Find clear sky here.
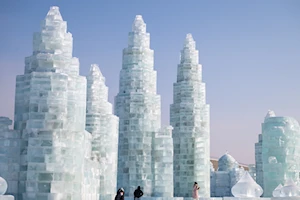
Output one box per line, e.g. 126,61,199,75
0,0,300,164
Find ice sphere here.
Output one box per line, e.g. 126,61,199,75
268,156,278,164
231,171,263,197
0,177,8,195
272,184,283,197
280,179,300,197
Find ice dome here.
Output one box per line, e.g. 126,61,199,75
218,152,238,171
0,177,7,195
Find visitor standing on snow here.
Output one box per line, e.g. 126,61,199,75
134,186,143,200
115,188,125,200
193,182,200,200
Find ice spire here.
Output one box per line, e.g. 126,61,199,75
45,6,63,21
265,110,276,120
115,15,161,196
171,34,210,197
86,64,119,199
132,15,146,33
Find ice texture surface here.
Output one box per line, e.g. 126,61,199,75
218,153,239,171
153,126,174,197
231,171,263,197
0,117,20,197
272,184,283,197
86,64,119,200
280,179,300,197
260,111,300,197
170,33,210,197
0,177,8,195
115,15,162,196
13,6,100,200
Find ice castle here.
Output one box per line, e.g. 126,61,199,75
2,5,300,200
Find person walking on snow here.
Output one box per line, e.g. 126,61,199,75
193,182,200,200
134,186,143,200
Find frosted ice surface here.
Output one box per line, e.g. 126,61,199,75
0,177,7,195
272,184,283,197
231,171,263,197
268,156,278,164
171,33,210,197
280,179,300,197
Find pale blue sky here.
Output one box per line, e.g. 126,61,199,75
0,0,300,164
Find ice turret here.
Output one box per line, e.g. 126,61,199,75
14,7,100,200
218,152,239,171
257,112,300,197
86,64,119,200
115,15,161,196
170,33,210,197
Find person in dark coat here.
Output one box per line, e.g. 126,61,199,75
115,188,125,200
134,186,143,200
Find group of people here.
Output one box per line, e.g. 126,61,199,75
115,186,144,200
115,182,200,200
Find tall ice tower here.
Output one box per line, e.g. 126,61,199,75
14,7,100,200
115,15,161,196
86,64,119,200
170,34,210,197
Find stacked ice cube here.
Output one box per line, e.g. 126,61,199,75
170,34,210,197
0,117,20,198
152,126,174,197
86,64,119,200
115,15,161,196
13,6,100,200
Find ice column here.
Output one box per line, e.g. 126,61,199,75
260,111,300,197
170,34,210,197
14,6,100,200
152,126,174,197
115,15,161,196
86,64,119,200
0,117,20,198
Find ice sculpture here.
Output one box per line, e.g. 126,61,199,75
170,33,210,197
210,153,245,197
115,15,162,196
14,6,100,199
0,117,20,197
272,184,283,197
280,179,300,197
86,64,119,200
231,171,263,197
153,126,174,197
258,111,300,197
0,177,8,195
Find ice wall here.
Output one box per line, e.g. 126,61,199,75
115,15,161,196
153,126,174,197
0,117,20,198
86,64,119,200
170,34,210,197
13,6,99,200
260,111,300,197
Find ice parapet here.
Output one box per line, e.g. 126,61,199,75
0,177,8,195
280,179,300,197
171,33,210,197
231,171,263,197
272,184,283,197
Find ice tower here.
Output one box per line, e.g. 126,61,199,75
170,34,210,197
256,111,300,197
115,15,161,196
86,64,119,200
14,7,100,199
